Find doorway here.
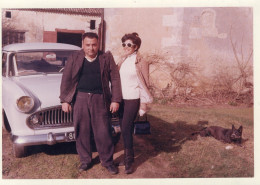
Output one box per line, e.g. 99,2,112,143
57,32,82,47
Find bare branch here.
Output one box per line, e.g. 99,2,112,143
241,32,244,62
244,49,253,69
229,26,242,68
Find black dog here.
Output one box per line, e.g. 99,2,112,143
199,125,243,144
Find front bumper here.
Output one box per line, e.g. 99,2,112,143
11,132,75,146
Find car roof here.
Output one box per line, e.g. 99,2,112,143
2,42,81,52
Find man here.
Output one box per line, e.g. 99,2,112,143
60,32,122,174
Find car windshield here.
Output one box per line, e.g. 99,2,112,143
15,51,75,76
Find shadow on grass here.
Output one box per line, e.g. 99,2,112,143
27,142,77,156
24,114,207,171
26,131,120,159
114,115,208,173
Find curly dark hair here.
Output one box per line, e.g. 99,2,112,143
121,32,142,51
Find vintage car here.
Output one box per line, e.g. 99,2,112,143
2,42,120,158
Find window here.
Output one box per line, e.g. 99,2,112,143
15,51,74,76
3,31,25,46
5,11,11,18
90,20,96,30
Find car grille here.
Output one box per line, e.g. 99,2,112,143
26,106,73,129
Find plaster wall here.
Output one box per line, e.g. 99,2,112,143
104,8,253,90
3,10,101,43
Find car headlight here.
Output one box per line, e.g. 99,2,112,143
16,96,34,113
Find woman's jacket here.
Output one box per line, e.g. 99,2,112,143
117,53,153,113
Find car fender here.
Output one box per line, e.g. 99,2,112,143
2,77,37,136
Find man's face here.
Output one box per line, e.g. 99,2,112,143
82,37,99,58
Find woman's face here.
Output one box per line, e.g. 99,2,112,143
122,39,137,56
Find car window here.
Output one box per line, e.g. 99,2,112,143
2,53,7,76
15,51,73,76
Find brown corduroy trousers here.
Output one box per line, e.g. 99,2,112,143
73,91,114,167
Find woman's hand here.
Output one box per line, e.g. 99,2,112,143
139,103,147,116
139,109,146,116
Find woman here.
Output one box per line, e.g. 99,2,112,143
117,32,153,174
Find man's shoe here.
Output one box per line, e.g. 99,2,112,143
105,164,118,175
79,163,92,172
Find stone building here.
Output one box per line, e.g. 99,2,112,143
2,8,253,100
2,8,104,48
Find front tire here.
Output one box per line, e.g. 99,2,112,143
2,109,11,133
13,143,27,158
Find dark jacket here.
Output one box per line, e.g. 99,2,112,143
59,49,122,111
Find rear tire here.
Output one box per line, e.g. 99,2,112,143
13,143,27,158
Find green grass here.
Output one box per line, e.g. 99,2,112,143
146,104,254,178
2,103,254,178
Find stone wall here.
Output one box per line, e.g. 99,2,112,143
2,9,101,43
104,7,253,102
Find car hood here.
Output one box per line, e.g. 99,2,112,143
13,74,63,109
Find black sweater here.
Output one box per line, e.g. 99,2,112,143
77,57,103,94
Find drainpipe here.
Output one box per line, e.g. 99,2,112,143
99,8,105,52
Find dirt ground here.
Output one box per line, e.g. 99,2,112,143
2,128,170,179
2,104,254,180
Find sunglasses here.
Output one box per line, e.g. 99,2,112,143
122,43,136,48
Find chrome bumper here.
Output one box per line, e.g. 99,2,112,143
11,132,75,146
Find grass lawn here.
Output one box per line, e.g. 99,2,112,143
2,103,254,179
145,104,254,178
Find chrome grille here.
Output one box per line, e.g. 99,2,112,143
26,106,73,129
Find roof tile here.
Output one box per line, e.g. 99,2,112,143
9,8,103,17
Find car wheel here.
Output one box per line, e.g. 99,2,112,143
13,143,27,158
2,109,11,133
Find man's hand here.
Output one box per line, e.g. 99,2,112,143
62,102,72,113
110,102,119,113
